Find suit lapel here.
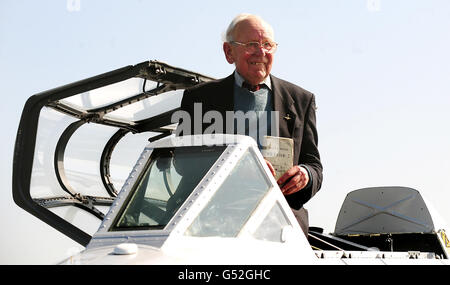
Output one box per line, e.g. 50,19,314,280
210,73,235,112
271,75,297,137
202,73,234,134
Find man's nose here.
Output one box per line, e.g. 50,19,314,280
253,45,266,56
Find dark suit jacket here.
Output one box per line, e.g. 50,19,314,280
179,73,323,210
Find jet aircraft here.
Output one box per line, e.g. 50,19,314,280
12,61,450,264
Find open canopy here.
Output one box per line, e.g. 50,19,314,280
12,61,214,246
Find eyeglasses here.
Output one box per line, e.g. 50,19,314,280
230,41,278,54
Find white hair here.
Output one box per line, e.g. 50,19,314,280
223,13,274,42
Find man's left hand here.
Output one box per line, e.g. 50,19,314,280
277,165,309,195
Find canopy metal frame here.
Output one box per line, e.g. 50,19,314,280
12,60,214,246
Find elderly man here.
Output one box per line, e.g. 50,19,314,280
178,13,322,234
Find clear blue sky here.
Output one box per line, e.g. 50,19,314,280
1,0,450,264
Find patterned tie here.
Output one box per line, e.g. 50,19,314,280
242,81,262,92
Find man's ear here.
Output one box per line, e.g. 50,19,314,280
223,42,235,64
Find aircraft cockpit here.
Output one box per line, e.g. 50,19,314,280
13,60,450,264
87,134,308,254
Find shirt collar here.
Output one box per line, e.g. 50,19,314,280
234,70,272,90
